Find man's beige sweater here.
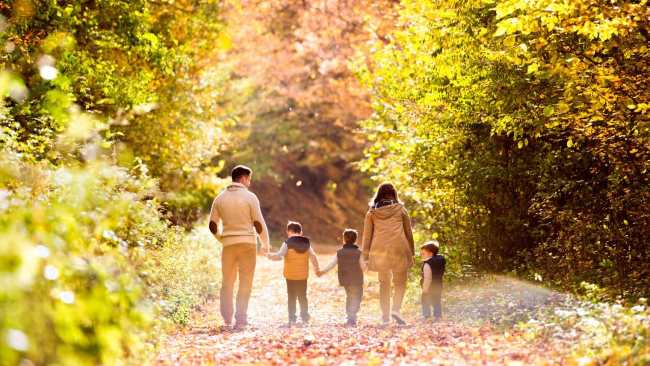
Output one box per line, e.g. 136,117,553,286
209,183,270,248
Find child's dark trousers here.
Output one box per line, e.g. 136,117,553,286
286,279,309,322
422,283,442,319
343,285,363,323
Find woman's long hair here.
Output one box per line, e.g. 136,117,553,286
371,182,400,208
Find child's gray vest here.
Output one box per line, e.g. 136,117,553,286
337,244,364,287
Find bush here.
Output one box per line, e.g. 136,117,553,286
356,0,650,299
0,152,218,366
518,298,650,365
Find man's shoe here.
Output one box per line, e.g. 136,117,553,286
391,311,406,325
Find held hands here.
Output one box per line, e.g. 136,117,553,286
260,245,270,257
360,258,369,272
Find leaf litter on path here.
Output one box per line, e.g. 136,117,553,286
155,253,571,365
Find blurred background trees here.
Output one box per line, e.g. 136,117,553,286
216,0,399,239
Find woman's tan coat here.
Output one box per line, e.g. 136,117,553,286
361,203,415,272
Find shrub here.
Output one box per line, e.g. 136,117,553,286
0,152,218,365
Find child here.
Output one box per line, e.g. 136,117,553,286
318,229,366,327
421,241,445,320
268,221,320,326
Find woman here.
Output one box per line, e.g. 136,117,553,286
361,182,415,325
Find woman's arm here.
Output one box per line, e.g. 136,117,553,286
361,211,374,261
402,208,415,256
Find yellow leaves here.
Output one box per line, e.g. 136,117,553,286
543,106,554,117
495,2,515,20
541,15,559,32
503,35,516,48
517,139,528,149
216,31,233,50
495,17,520,37
557,103,570,114
527,63,539,74
567,138,574,148
631,103,649,113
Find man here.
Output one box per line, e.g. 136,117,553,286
209,165,270,329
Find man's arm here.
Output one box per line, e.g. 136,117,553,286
250,194,270,253
208,197,221,237
267,242,287,261
422,265,432,292
361,211,373,261
308,247,320,273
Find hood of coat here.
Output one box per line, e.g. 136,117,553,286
370,202,404,220
286,235,311,253
226,182,248,191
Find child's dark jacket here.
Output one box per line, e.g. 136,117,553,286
337,244,364,287
422,255,446,284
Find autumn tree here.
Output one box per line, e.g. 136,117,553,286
218,0,399,239
358,0,650,296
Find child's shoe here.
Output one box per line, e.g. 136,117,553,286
391,311,406,325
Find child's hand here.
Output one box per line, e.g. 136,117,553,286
360,259,368,272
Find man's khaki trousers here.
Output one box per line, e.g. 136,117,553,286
220,243,256,325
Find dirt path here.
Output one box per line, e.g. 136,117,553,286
155,250,571,365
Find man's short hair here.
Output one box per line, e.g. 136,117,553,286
421,240,440,255
231,165,252,182
343,229,358,245
287,221,303,234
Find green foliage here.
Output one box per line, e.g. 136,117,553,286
519,298,650,365
357,0,650,298
0,11,223,359
1,0,232,220
0,148,218,365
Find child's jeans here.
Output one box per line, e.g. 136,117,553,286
286,279,309,322
422,282,442,319
343,285,363,322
